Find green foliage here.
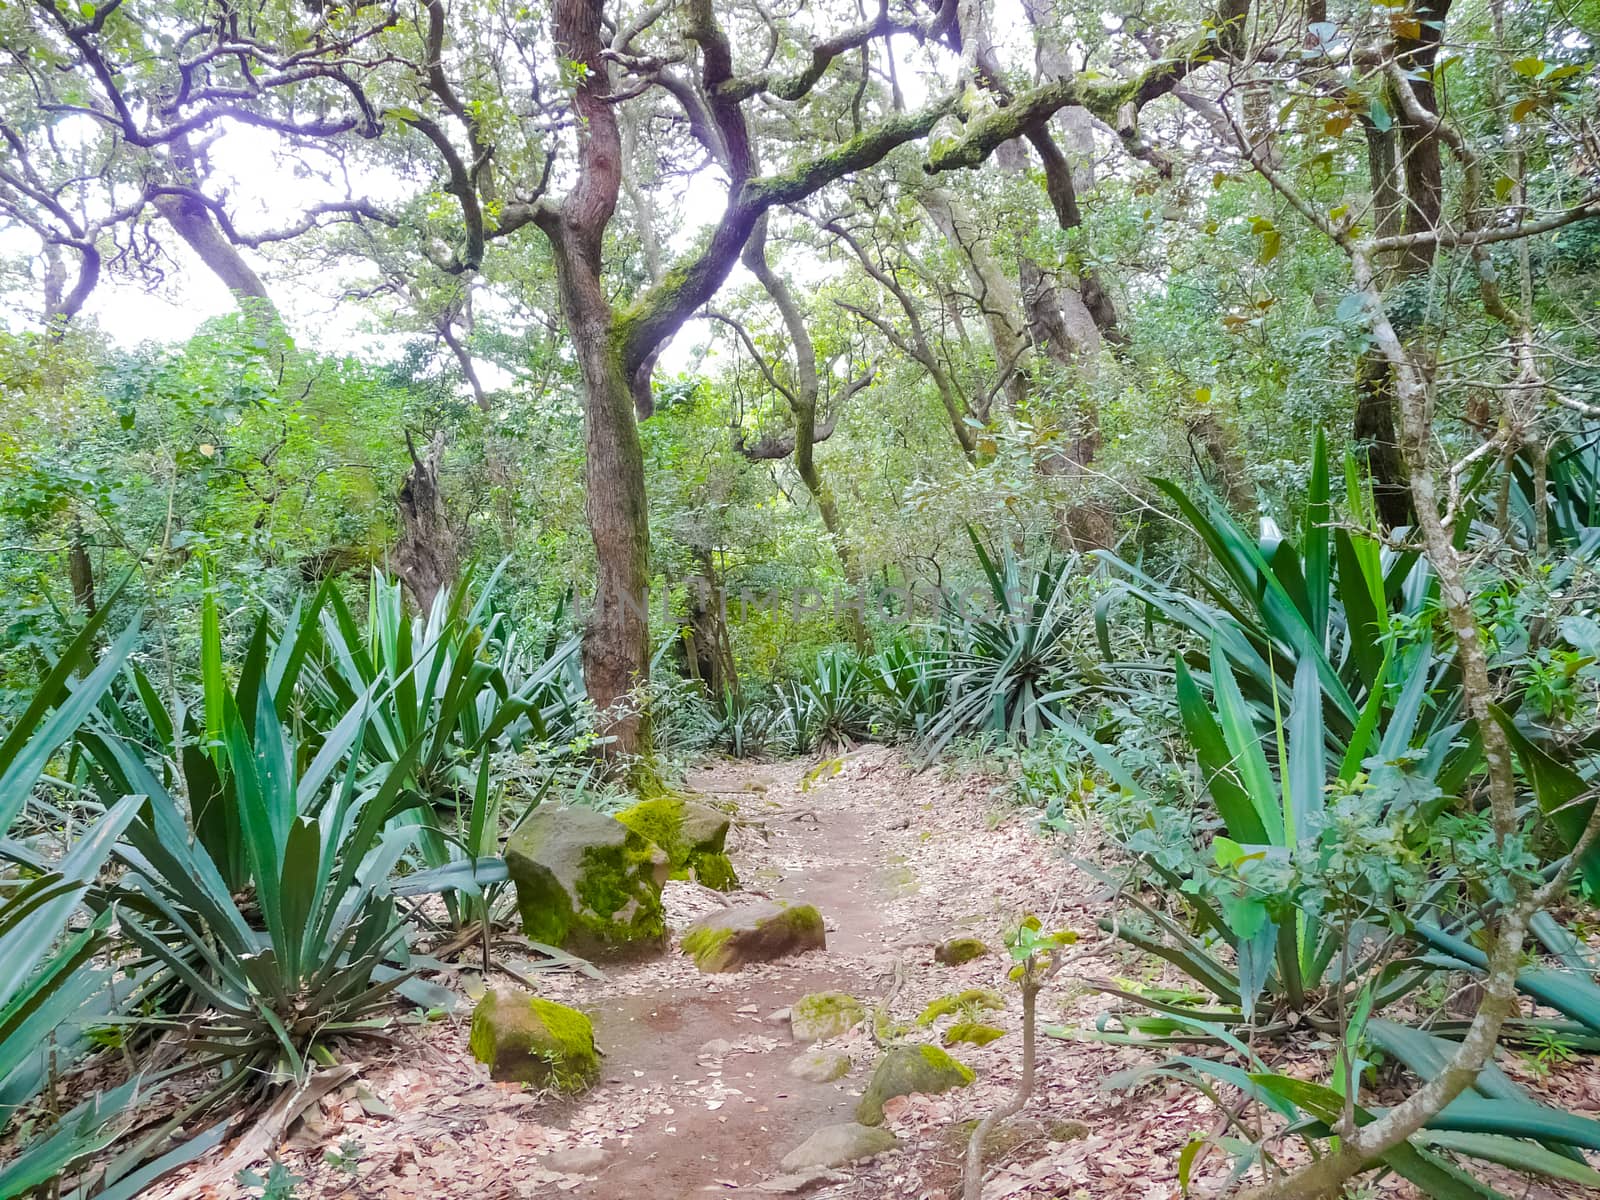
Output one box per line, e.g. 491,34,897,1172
92,680,441,1089
919,532,1091,758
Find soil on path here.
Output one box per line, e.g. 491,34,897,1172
165,749,1217,1200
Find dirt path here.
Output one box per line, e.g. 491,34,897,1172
172,749,1216,1200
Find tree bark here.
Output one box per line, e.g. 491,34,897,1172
1353,119,1410,527
154,137,279,323
393,431,459,616
68,523,95,616
543,0,650,759
919,187,1031,414
683,549,737,699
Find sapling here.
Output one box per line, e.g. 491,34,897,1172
962,916,1074,1200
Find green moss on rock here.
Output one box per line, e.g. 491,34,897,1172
856,1044,974,1125
469,989,599,1091
916,988,1005,1026
790,991,864,1042
695,851,738,891
616,794,738,890
505,807,667,954
934,936,991,966
788,1048,852,1083
943,1021,1005,1047
681,900,825,973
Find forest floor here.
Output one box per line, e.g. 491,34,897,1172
158,747,1463,1200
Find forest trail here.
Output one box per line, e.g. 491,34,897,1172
182,751,1210,1200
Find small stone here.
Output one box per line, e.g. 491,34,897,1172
469,989,599,1092
681,900,825,973
943,1021,1005,1047
699,1038,734,1058
934,936,991,966
779,1123,900,1171
749,1168,848,1194
789,992,864,1042
787,1049,851,1083
856,1044,974,1126
546,1145,609,1175
765,1007,792,1025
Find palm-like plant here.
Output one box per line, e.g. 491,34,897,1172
309,570,584,804
0,605,154,1193
1095,432,1446,749
921,533,1087,758
1066,636,1467,1027
88,681,445,1090
865,633,949,739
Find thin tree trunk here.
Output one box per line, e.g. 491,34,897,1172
919,187,1031,414
393,431,458,616
155,137,279,323
68,523,95,616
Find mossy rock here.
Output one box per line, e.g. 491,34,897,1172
681,900,825,973
790,991,864,1042
916,988,1005,1026
780,1122,899,1170
505,806,668,955
788,1048,852,1082
943,1021,1005,1047
615,795,738,890
856,1044,974,1125
469,988,599,1092
934,936,991,966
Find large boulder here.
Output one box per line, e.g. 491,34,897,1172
681,900,825,973
790,992,864,1042
779,1123,899,1171
505,807,668,954
615,795,738,890
856,1045,974,1125
469,988,599,1091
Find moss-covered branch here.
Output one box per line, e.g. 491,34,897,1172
924,8,1246,176
614,96,956,373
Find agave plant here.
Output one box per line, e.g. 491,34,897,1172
0,604,179,1196
85,680,450,1091
1095,432,1443,748
89,579,346,893
865,633,948,740
1073,635,1600,1195
1503,419,1600,551
1,605,142,1114
1061,639,1458,1028
1103,1011,1600,1197
920,532,1088,758
710,688,772,759
774,650,873,755
310,569,584,804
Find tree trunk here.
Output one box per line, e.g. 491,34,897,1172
919,187,1031,414
539,0,652,763
1354,118,1408,526
393,431,458,616
155,137,279,323
684,550,737,699
68,523,95,616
